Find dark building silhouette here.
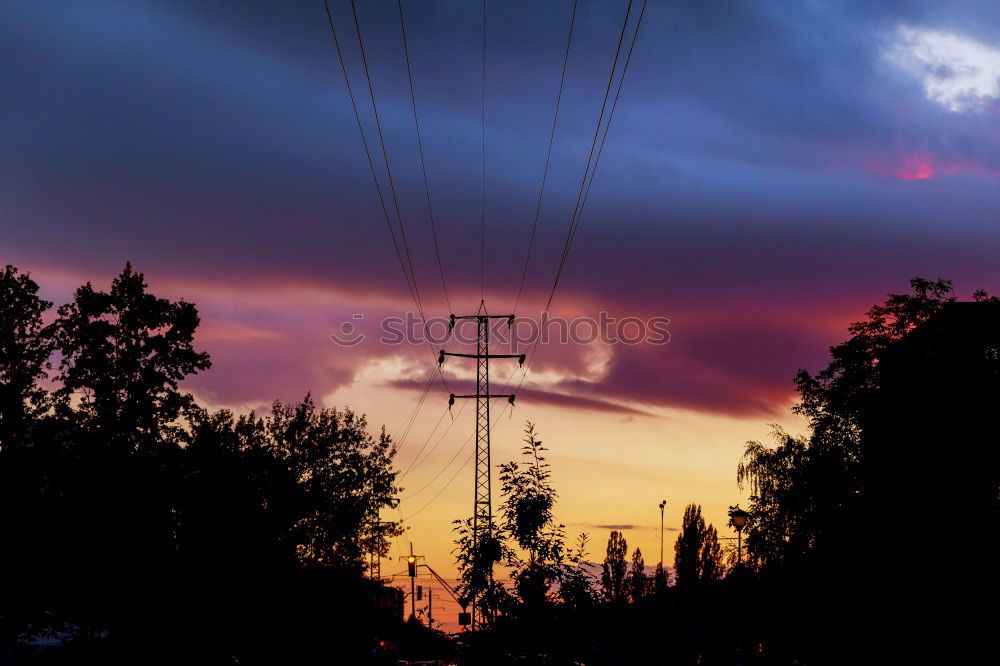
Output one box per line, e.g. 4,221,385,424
866,302,999,663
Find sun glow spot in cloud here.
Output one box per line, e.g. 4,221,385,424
886,25,1000,113
895,155,935,180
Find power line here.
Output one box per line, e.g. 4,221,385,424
322,0,450,576
547,0,635,313
322,0,419,313
403,448,474,521
497,0,648,400
392,369,436,454
401,398,514,521
565,0,649,267
400,398,468,480
401,432,473,503
512,0,579,315
324,0,453,409
397,0,452,313
323,0,476,576
398,402,449,478
400,408,473,499
390,369,432,439
480,0,487,300
401,2,648,527
330,0,648,567
400,360,518,504
349,0,426,319
501,0,638,383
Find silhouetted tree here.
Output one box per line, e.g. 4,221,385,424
266,396,401,570
629,547,647,604
674,504,704,585
53,262,211,450
0,263,410,662
796,278,958,431
699,524,723,581
0,267,57,653
452,517,510,628
180,408,302,568
734,279,999,665
601,530,629,605
559,533,596,610
499,422,565,611
737,278,985,571
0,266,53,445
674,504,722,584
652,562,670,597
457,422,605,628
736,428,810,570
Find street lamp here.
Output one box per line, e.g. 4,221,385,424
729,506,751,666
658,500,666,568
729,507,750,565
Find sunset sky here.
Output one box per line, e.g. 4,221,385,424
3,0,999,625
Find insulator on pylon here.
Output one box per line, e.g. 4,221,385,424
448,314,456,332
507,314,515,328
518,353,526,366
449,393,456,410
438,349,445,366
508,395,515,406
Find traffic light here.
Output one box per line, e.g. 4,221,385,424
416,585,422,600
407,556,416,577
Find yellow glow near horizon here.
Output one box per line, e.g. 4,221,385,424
323,368,807,628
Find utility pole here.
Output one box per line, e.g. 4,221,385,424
440,301,524,630
406,544,421,622
428,588,433,629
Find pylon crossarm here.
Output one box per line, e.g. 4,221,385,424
439,349,525,366
451,314,513,320
448,312,516,332
441,352,522,359
449,392,514,409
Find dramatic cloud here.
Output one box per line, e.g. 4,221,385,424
2,0,999,418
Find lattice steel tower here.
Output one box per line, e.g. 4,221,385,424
440,301,523,629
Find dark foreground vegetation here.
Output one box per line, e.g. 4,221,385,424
453,278,999,665
0,264,409,664
1,264,997,665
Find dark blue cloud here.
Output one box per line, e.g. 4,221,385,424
2,0,998,413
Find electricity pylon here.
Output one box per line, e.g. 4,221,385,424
439,301,524,629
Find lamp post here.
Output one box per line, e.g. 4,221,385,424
729,507,749,566
660,500,667,569
729,506,750,666
658,500,666,568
